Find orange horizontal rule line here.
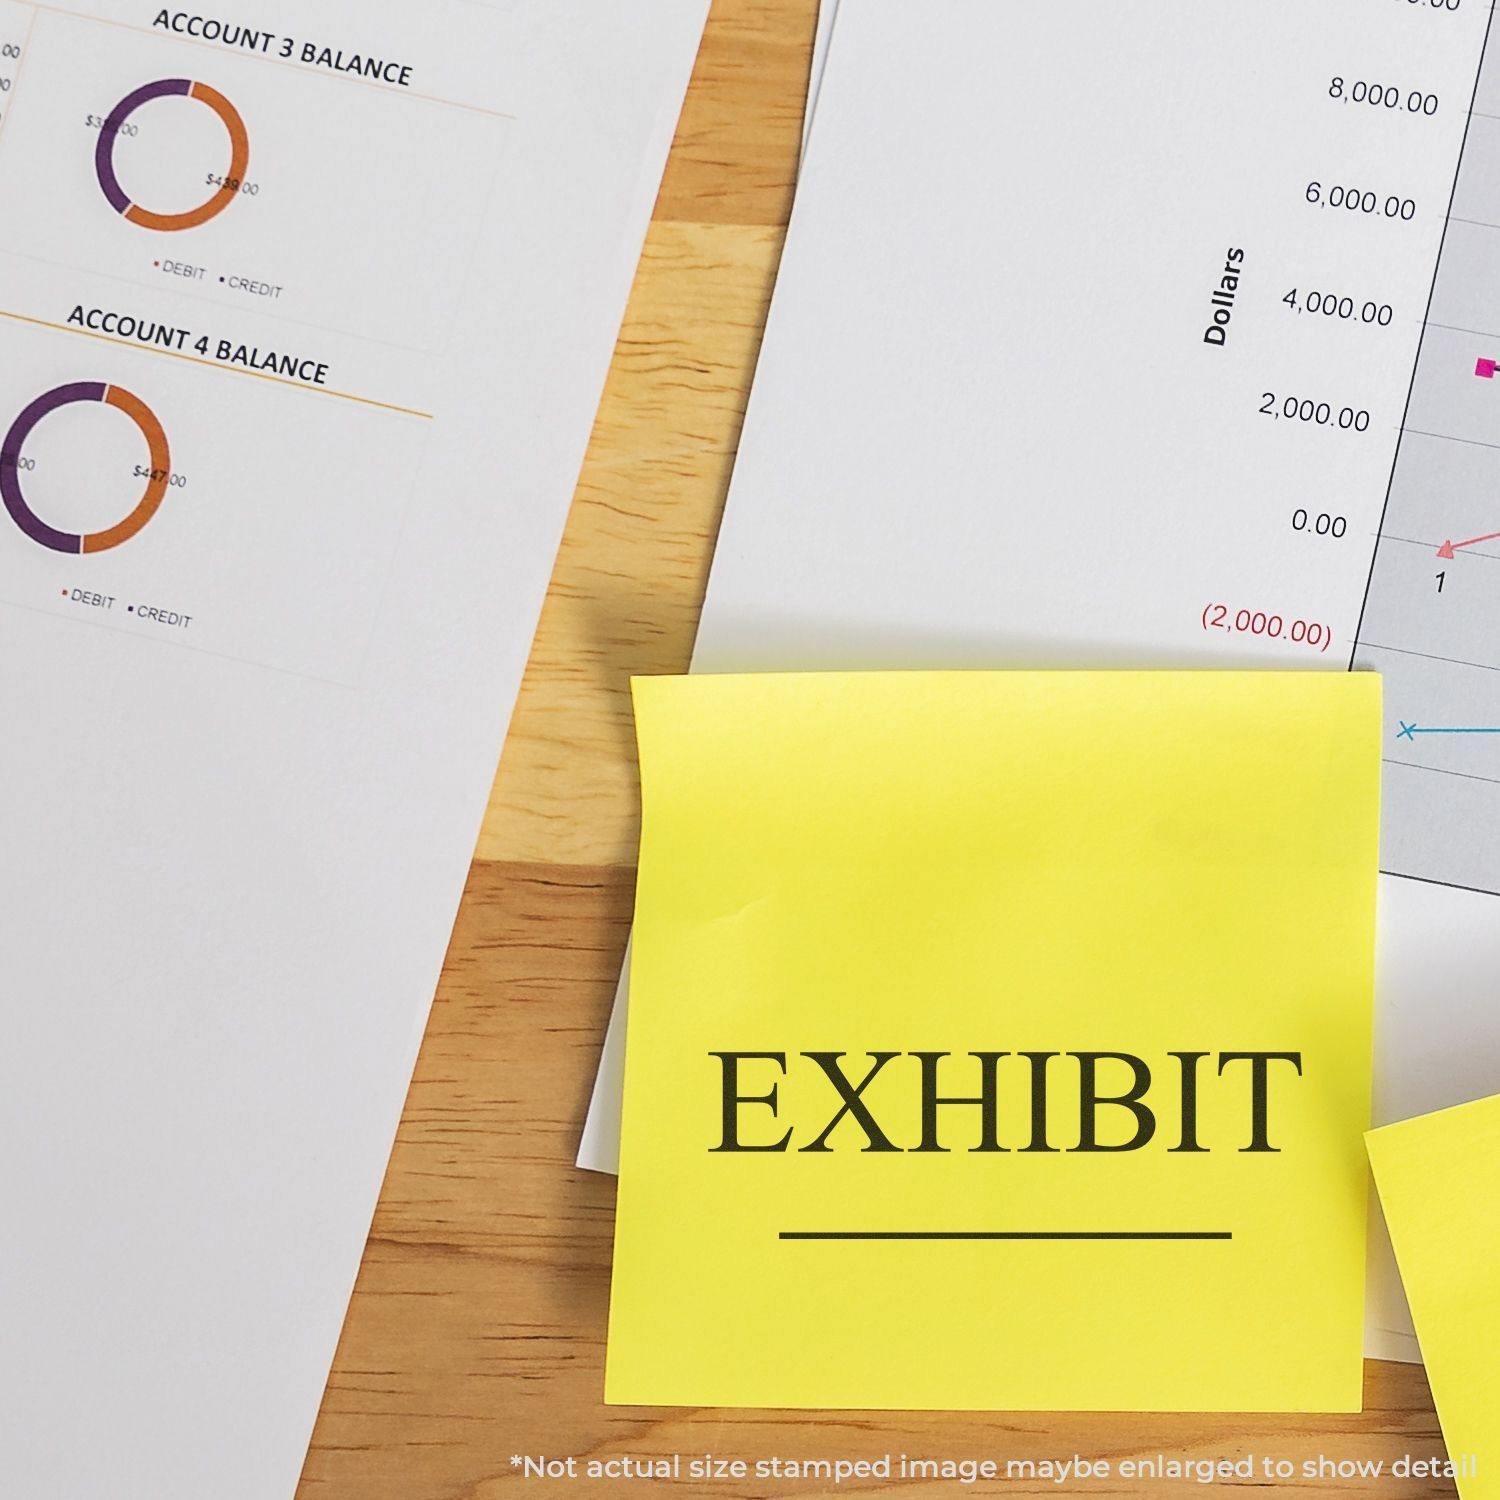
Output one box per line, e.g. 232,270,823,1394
0,309,434,420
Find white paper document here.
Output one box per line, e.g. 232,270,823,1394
801,0,838,159
0,1,706,1494
581,0,1500,1364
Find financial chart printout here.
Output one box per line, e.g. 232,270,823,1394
582,0,1500,1360
0,2,708,1497
0,0,515,680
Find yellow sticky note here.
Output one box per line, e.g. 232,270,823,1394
607,672,1381,1412
1367,1096,1500,1496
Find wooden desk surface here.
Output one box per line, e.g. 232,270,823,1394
297,4,1453,1495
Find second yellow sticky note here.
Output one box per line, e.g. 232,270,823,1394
1368,1094,1500,1498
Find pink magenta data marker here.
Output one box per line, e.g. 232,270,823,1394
1475,358,1498,379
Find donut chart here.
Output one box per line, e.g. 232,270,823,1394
1,383,171,554
95,78,249,232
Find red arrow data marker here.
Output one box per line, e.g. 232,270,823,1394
1437,531,1500,560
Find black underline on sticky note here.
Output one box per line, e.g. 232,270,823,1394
778,1231,1233,1242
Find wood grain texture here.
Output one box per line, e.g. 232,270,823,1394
475,217,784,869
298,2,1454,1495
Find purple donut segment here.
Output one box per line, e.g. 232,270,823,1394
1,382,110,554
95,78,193,216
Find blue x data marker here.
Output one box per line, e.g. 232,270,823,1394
1397,722,1500,741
